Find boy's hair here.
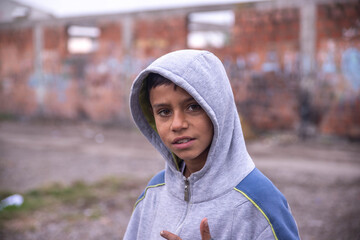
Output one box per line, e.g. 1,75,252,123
146,72,176,94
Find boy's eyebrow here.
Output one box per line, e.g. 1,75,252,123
152,97,197,109
152,103,169,109
183,96,197,104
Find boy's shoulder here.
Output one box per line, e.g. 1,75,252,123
234,168,286,205
234,168,299,240
147,170,166,187
135,170,165,208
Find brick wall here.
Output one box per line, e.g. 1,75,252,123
316,2,360,138
0,28,36,115
224,6,301,131
80,22,124,122
134,16,187,58
232,7,299,55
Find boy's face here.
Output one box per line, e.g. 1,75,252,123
149,83,214,166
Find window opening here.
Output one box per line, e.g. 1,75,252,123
187,10,234,49
67,25,100,54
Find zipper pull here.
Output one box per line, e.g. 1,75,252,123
184,179,190,202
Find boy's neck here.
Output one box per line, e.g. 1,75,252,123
182,147,210,178
184,165,192,178
183,158,207,178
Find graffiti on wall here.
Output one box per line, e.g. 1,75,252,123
320,42,359,88
341,47,360,91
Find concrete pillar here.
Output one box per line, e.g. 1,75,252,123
300,2,317,89
121,15,135,123
33,23,45,114
122,15,134,56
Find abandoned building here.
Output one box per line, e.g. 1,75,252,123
0,0,359,139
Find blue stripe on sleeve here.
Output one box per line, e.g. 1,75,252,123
135,170,165,208
234,168,300,240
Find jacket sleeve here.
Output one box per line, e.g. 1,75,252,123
234,168,300,240
231,200,277,240
255,225,277,240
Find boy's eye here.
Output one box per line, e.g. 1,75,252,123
188,104,202,112
157,109,171,117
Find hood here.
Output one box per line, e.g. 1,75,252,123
129,49,255,203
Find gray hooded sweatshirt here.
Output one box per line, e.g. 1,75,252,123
124,50,300,240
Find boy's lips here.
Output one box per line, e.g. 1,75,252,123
172,136,195,149
172,136,195,144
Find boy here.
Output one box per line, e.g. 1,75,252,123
124,50,300,239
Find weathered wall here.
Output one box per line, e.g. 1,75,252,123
228,6,301,131
315,2,360,138
134,16,187,57
0,28,36,115
0,0,359,138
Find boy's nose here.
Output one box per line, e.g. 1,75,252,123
170,111,188,131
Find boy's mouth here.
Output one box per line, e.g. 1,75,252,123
172,137,195,150
172,137,195,144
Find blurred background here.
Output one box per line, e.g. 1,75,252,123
0,0,359,239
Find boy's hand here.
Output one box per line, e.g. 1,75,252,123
160,217,212,240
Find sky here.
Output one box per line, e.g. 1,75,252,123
15,0,260,18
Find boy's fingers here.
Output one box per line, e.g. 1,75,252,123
200,218,212,240
160,218,211,240
160,230,182,240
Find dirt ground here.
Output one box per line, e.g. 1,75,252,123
0,121,359,240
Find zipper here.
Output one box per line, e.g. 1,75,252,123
175,178,191,235
184,179,190,202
